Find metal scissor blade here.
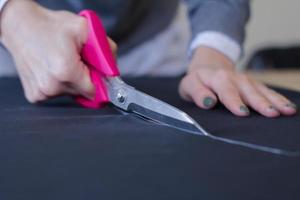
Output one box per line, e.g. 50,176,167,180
127,102,206,136
106,77,207,136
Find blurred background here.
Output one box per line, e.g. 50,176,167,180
241,0,300,70
232,0,300,92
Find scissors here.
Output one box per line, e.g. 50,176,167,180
76,10,207,136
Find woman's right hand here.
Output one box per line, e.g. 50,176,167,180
0,0,117,103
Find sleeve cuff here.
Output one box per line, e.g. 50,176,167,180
0,0,9,11
189,31,241,64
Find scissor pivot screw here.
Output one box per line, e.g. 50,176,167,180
117,90,126,104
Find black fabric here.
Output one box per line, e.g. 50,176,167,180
0,77,300,200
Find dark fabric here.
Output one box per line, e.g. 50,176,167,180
0,77,300,200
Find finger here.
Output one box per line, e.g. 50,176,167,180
15,62,46,103
179,73,217,109
69,61,95,99
64,85,80,96
210,75,250,117
39,78,79,97
26,58,70,99
237,76,280,118
196,69,250,116
26,75,47,103
32,89,48,103
107,37,118,57
35,73,64,97
23,77,47,103
255,82,297,116
49,44,95,100
18,72,34,102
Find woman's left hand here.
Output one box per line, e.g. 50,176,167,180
179,46,297,117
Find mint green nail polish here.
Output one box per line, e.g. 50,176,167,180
269,106,275,110
268,106,279,113
286,103,297,109
203,97,215,108
240,105,250,114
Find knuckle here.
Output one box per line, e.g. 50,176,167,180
238,73,252,83
178,74,196,101
35,94,47,102
26,91,44,103
214,69,232,81
180,73,195,90
51,60,73,81
210,70,232,88
57,10,73,17
39,80,60,97
25,93,35,104
23,89,36,104
180,73,191,85
74,17,88,33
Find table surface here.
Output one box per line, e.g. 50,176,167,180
1,77,300,200
249,69,300,92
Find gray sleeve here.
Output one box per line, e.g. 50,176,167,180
184,0,250,46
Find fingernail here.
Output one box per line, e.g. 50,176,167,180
240,105,250,115
203,97,216,108
286,103,297,109
268,105,278,113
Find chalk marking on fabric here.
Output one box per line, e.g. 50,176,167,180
159,120,300,157
3,105,299,156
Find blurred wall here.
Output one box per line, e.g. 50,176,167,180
241,0,300,68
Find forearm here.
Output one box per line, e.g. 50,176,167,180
0,0,30,34
1,0,31,43
0,0,12,38
0,0,50,50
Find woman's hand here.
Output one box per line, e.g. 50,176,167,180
179,46,297,117
0,0,117,103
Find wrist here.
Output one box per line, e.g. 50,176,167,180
0,0,37,45
0,0,18,37
189,31,242,64
188,46,235,73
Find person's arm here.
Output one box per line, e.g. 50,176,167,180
186,0,249,61
180,0,297,117
0,0,9,12
0,0,116,103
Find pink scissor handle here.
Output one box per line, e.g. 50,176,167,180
76,10,120,108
